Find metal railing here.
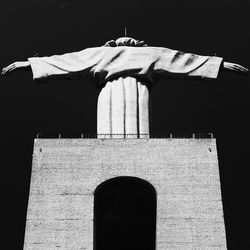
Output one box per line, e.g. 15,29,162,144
35,132,214,139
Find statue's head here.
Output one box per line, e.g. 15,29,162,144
103,37,147,47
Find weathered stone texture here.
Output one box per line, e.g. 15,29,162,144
24,139,227,249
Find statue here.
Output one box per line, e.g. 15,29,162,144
1,37,248,138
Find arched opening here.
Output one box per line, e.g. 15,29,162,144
94,176,157,250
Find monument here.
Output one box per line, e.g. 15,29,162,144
2,37,248,249
2,37,248,138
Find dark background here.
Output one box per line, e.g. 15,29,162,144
0,0,249,249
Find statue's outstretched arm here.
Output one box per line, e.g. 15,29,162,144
1,47,103,81
155,46,249,80
1,61,31,76
222,61,248,74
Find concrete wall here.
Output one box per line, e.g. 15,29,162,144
24,139,227,249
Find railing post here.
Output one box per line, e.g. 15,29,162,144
209,133,213,139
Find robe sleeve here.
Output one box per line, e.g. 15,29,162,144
28,47,103,81
154,47,223,79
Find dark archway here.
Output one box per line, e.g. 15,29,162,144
94,176,157,250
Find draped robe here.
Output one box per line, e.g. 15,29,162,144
28,46,223,138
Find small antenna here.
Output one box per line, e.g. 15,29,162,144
124,26,127,37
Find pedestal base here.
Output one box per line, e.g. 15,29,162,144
24,139,227,249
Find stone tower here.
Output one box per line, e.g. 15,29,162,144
23,137,227,249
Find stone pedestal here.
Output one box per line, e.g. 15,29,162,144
24,139,227,249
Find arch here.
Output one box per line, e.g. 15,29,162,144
94,176,157,250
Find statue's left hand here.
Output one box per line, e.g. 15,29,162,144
1,61,30,76
223,61,249,74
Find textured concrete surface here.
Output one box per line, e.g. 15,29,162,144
24,139,227,249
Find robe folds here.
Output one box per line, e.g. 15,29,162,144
28,46,223,138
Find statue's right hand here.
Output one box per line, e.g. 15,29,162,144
1,61,30,76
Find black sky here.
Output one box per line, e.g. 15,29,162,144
0,0,249,249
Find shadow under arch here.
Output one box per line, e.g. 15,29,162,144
94,176,157,250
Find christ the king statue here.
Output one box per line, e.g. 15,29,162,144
2,37,248,138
